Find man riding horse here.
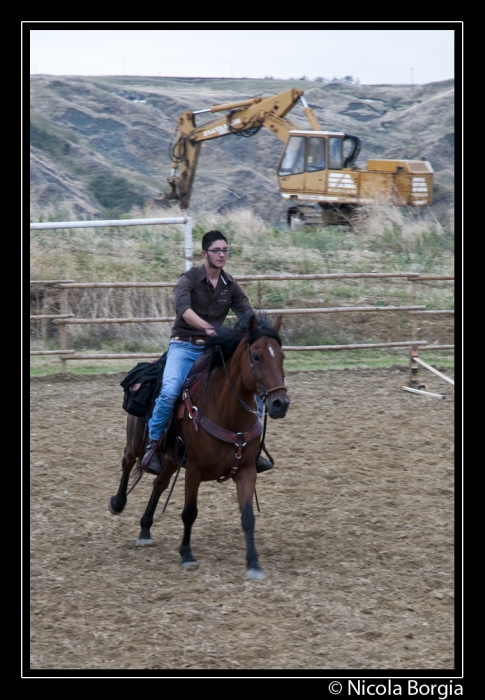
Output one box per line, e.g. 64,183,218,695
142,230,275,476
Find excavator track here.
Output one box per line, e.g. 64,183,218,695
287,204,355,229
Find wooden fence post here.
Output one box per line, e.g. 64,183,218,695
411,278,417,343
408,345,424,389
60,283,68,373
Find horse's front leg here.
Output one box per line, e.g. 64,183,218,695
235,466,265,580
137,459,176,545
179,468,201,567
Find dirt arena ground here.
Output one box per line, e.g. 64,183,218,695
29,366,456,674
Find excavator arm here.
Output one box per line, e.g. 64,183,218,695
162,88,319,208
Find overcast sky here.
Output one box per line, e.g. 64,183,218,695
27,25,458,85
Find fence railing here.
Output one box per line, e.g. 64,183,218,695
30,272,454,372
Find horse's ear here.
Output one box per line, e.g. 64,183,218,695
273,315,282,334
247,314,258,334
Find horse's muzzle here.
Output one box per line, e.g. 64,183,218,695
266,392,290,419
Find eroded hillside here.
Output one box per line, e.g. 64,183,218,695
29,76,455,224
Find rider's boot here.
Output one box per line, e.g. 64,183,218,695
142,439,162,475
256,454,274,473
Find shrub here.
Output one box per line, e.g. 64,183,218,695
30,122,72,160
88,173,145,214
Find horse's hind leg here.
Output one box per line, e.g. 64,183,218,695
137,460,177,545
109,415,146,515
109,444,137,515
235,470,266,580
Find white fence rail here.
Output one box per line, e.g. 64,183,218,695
30,216,193,271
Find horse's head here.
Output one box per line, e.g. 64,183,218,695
244,314,290,419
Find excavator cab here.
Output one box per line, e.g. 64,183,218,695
277,131,361,196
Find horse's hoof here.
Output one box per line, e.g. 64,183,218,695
136,537,153,546
181,560,198,568
245,568,266,581
108,497,125,515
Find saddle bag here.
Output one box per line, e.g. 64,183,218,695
120,352,167,418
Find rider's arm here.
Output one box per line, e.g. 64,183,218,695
174,271,217,336
229,278,255,319
181,308,217,336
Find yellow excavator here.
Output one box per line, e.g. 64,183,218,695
155,88,434,228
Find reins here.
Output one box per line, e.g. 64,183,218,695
218,346,258,414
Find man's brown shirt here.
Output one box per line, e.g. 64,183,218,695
170,263,254,337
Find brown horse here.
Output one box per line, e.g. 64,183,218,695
109,313,290,580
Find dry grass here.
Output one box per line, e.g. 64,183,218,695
352,196,451,241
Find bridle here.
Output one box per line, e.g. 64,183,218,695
247,345,287,401
217,339,287,412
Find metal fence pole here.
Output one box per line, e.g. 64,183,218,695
184,219,193,270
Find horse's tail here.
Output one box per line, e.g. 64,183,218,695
127,458,145,495
130,431,150,484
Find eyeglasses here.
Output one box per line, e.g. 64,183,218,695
207,248,230,255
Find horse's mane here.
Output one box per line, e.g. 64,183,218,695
205,312,282,370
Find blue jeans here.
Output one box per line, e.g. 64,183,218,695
148,340,205,441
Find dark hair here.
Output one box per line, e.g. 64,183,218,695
202,230,228,252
